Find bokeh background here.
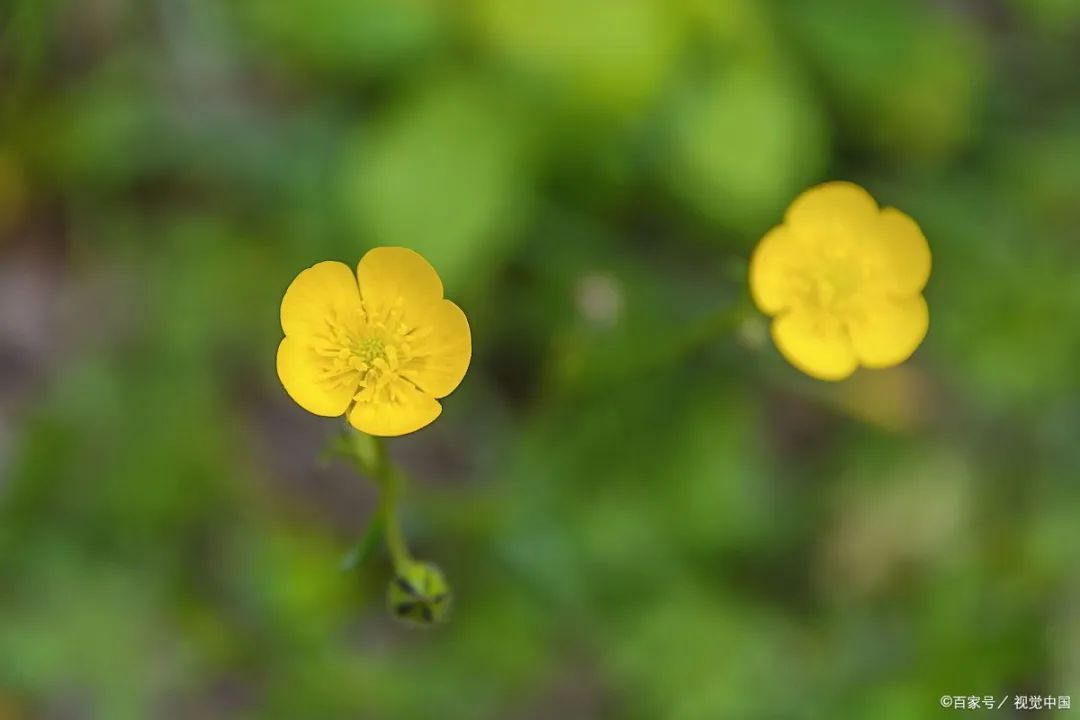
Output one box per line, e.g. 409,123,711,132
2,0,1080,717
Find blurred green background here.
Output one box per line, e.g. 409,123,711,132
2,0,1079,718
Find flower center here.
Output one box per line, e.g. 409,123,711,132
312,300,435,407
357,336,387,364
818,260,861,305
793,239,871,313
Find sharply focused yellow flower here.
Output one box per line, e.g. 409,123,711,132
277,247,471,436
749,182,931,381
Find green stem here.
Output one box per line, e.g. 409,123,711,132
606,301,754,388
667,301,754,363
336,426,414,574
371,437,413,571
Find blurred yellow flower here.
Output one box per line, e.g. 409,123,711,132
749,182,931,381
277,247,471,436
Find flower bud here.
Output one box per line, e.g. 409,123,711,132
387,561,450,626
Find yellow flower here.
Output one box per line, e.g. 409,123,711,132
277,247,471,436
749,182,931,381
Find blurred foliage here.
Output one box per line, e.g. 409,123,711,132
1,0,1079,718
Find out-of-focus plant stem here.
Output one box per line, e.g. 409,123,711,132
335,425,412,574
370,436,413,572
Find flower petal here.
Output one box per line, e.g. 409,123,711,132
749,225,808,315
280,261,362,337
847,294,929,369
785,181,879,249
357,247,444,318
277,337,355,417
876,208,931,295
400,299,472,398
771,309,858,381
348,389,442,437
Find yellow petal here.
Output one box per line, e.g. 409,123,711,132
749,225,807,315
277,337,355,417
771,309,857,381
280,261,362,337
400,299,472,398
847,294,929,369
876,208,931,295
348,390,442,437
785,181,878,241
357,247,444,317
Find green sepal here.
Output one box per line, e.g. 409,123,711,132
387,561,451,626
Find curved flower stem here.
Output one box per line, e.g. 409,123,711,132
666,300,755,365
336,425,414,574
371,437,413,572
604,301,755,389
338,428,452,624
